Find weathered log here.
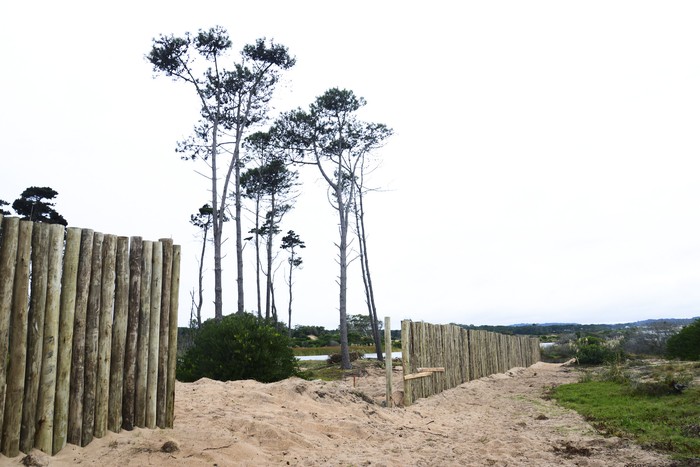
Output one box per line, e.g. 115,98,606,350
34,223,65,454
1,220,33,457
0,216,20,448
145,241,162,429
156,238,172,428
134,241,152,428
20,223,49,453
165,245,180,428
53,227,81,454
108,237,129,432
121,237,142,431
94,234,117,438
81,232,104,447
67,229,94,446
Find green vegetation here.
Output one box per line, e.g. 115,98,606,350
551,361,700,461
574,336,625,365
666,319,700,361
177,313,299,383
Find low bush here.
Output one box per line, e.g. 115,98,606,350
177,313,299,383
666,319,700,361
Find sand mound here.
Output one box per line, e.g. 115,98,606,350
2,362,671,466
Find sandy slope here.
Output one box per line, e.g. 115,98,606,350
2,362,671,466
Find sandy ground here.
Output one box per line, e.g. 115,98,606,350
1,361,673,466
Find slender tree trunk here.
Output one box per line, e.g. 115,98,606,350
355,193,383,361
338,191,351,370
234,147,245,315
254,197,262,318
287,253,294,338
196,225,207,327
211,118,223,320
265,196,276,320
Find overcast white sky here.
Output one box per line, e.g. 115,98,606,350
1,1,698,330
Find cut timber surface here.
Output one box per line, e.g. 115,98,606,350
404,372,434,381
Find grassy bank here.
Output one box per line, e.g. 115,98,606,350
551,361,700,462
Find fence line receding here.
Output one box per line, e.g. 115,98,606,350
401,320,540,405
0,216,180,458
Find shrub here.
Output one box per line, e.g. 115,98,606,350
666,319,700,361
177,313,299,383
575,337,625,365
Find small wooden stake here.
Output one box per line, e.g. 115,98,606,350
384,317,392,408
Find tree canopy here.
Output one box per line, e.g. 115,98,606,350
11,186,68,225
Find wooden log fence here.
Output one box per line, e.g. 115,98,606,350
0,216,180,458
401,320,540,405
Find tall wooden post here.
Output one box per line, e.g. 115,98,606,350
67,229,95,446
34,223,65,453
53,227,81,454
122,237,142,431
0,216,20,449
384,317,392,408
20,222,49,453
94,235,117,438
1,220,33,457
108,237,129,432
165,245,180,428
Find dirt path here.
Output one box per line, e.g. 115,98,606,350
4,361,671,466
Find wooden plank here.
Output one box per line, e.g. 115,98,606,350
404,372,433,381
165,245,180,428
34,223,65,454
53,227,81,454
121,237,142,431
0,216,20,449
20,222,49,453
108,237,129,432
67,229,94,446
94,235,117,438
1,220,33,457
417,367,445,373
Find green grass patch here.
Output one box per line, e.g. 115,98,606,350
552,380,700,460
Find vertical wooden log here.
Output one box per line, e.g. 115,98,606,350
156,239,172,428
400,320,412,406
20,222,49,453
384,317,392,408
0,216,20,448
134,241,152,428
67,229,94,446
165,245,180,428
53,227,81,454
94,235,117,439
145,242,162,429
34,223,65,454
1,220,33,457
121,237,142,431
108,237,129,433
81,232,104,447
